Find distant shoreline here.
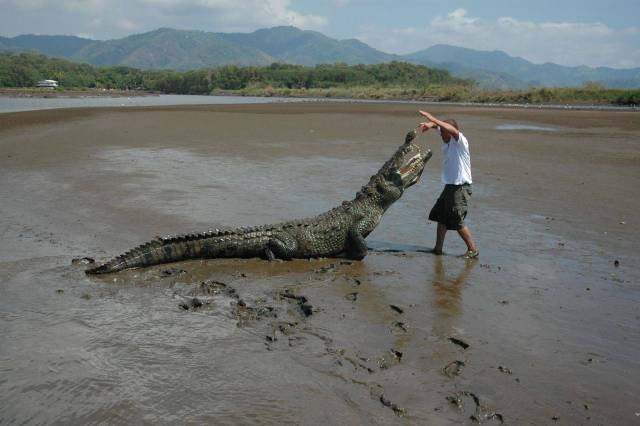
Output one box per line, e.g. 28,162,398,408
211,90,639,111
0,88,640,113
0,88,155,98
211,86,639,108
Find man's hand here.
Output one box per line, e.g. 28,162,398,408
419,110,437,123
418,109,459,140
419,121,438,132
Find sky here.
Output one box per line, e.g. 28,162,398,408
1,0,639,68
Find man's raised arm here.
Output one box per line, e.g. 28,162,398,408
419,110,460,140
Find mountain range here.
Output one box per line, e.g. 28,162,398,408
2,26,639,89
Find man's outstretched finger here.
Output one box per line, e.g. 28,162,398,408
419,110,435,121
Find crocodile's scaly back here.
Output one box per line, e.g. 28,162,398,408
86,131,431,274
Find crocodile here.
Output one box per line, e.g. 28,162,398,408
86,130,431,274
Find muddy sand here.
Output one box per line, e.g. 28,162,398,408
1,103,639,424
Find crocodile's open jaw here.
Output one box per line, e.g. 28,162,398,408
391,142,431,189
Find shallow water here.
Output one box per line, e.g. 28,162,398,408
2,93,638,114
0,94,298,113
495,123,557,131
1,103,639,424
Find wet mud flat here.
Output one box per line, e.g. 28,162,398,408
1,103,639,424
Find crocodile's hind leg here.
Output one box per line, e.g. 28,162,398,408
264,232,298,260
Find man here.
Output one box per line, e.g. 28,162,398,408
418,110,478,259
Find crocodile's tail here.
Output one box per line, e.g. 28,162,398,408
85,229,268,274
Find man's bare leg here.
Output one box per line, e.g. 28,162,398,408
457,225,477,252
433,223,447,253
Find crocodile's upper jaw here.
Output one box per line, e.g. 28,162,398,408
398,147,430,188
388,141,431,190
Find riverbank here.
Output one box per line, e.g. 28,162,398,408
1,103,639,424
2,91,638,116
2,85,638,109
214,84,640,106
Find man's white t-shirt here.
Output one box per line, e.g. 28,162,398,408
441,132,472,185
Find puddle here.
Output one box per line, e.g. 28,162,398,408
495,124,557,131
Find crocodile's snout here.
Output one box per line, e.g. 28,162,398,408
404,130,417,144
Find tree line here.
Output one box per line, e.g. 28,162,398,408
2,52,638,105
0,52,471,93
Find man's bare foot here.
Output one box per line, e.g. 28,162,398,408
462,249,479,259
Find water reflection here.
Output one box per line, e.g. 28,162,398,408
495,123,557,131
430,257,476,338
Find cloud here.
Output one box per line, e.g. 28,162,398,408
1,0,107,12
358,8,640,68
116,18,138,31
0,0,327,39
141,0,328,32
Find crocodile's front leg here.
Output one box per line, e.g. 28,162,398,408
345,227,368,260
265,231,298,260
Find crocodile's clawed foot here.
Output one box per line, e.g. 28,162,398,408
264,247,276,261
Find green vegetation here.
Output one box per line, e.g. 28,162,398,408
1,52,638,106
224,84,640,106
0,52,145,89
0,52,468,92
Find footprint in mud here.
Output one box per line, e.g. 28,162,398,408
232,299,278,327
348,277,361,286
497,365,512,375
334,352,375,374
178,286,309,344
175,279,239,311
389,304,404,314
194,280,238,298
370,384,406,417
446,391,504,424
260,289,339,351
178,296,210,311
344,292,358,302
379,394,406,417
314,263,337,274
160,268,186,277
177,282,280,327
448,336,470,350
443,360,465,378
265,321,298,343
387,300,408,335
277,288,313,317
390,321,408,335
265,320,333,351
377,348,403,370
580,352,607,366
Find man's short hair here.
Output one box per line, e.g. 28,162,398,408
443,119,459,130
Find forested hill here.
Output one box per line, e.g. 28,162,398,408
0,52,470,93
1,27,397,71
0,27,640,89
0,34,94,58
405,44,640,89
3,52,638,105
2,26,640,89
